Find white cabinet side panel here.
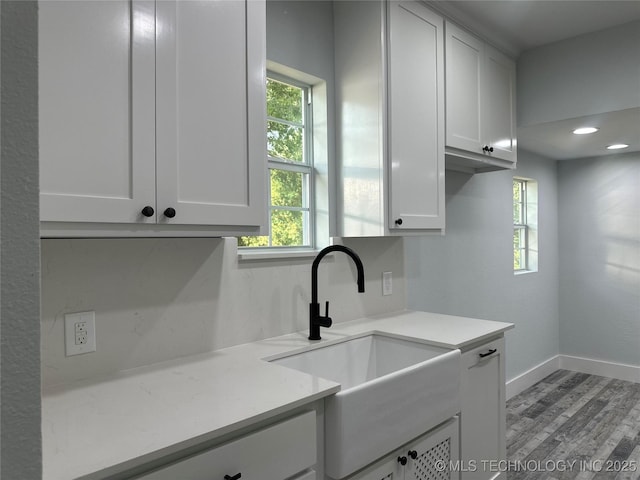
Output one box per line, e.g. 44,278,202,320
334,0,386,237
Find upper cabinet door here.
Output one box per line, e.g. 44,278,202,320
444,22,517,170
387,1,445,231
39,0,156,224
444,23,483,155
483,45,517,163
155,0,267,228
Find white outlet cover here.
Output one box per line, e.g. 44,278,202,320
64,311,96,356
382,271,393,296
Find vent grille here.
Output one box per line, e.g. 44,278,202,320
408,438,451,480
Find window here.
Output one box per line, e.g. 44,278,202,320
513,178,538,273
239,75,314,249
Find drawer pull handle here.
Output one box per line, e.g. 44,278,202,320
408,449,418,459
479,348,497,358
224,474,241,480
397,456,407,466
164,207,176,218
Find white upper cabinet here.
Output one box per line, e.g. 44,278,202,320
39,0,156,225
155,0,266,228
335,0,445,237
387,1,445,232
445,22,516,172
39,0,267,237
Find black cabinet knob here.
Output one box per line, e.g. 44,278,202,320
408,449,418,459
395,218,403,226
398,456,407,466
489,146,494,152
141,206,154,217
483,145,494,153
224,474,241,480
163,207,176,218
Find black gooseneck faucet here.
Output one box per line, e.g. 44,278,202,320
309,245,365,340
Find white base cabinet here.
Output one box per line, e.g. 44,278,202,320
135,411,316,480
444,22,516,173
459,337,506,480
346,417,459,480
334,0,445,237
39,0,267,237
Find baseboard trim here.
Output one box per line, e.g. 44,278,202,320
507,355,640,399
506,356,560,399
560,355,640,384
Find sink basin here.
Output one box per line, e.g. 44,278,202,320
270,333,461,478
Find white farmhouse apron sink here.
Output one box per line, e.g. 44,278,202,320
270,333,461,479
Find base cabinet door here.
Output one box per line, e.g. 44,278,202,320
460,337,506,480
135,412,316,480
404,417,460,480
349,417,459,480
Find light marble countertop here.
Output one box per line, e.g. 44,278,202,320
42,309,513,480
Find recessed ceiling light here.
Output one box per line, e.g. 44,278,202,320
606,144,629,150
572,127,599,135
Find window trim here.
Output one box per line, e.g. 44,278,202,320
513,177,538,274
513,179,528,272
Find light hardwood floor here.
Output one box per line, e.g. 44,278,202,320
506,370,640,480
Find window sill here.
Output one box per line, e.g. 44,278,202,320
238,248,324,262
514,269,537,276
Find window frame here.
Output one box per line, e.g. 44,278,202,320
240,73,316,251
513,178,528,272
266,72,315,249
513,177,539,274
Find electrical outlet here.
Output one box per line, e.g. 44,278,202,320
382,271,393,296
65,311,96,356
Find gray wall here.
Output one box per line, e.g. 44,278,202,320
0,1,42,477
518,20,640,126
558,152,640,366
406,151,560,381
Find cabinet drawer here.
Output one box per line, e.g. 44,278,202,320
137,411,316,480
461,337,502,369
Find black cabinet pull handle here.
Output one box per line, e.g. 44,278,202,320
479,348,497,358
395,218,403,226
163,207,176,218
141,206,154,217
224,474,241,480
408,449,418,459
398,456,407,466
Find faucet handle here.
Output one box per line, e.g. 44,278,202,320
324,301,329,318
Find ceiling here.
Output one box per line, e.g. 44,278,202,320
434,1,640,56
428,0,640,160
